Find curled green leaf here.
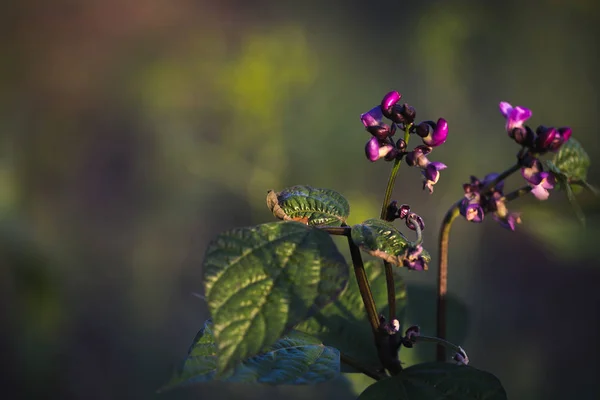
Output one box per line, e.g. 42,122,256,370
350,219,430,268
266,185,350,226
203,221,349,374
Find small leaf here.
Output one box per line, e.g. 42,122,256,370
296,261,407,371
203,221,349,373
546,160,586,226
553,138,591,182
358,362,507,400
267,186,350,226
161,321,340,390
351,219,430,267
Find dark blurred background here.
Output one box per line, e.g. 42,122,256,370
1,0,600,399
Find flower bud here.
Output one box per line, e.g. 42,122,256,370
405,212,425,231
380,91,402,119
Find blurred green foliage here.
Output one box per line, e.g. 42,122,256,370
1,0,600,399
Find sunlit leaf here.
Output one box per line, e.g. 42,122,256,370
358,362,507,400
351,219,430,267
267,186,350,226
203,221,349,373
161,321,340,390
296,261,406,371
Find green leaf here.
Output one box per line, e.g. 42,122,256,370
161,321,340,391
553,138,590,182
267,185,350,226
546,160,586,226
351,219,430,267
358,362,507,400
296,261,407,371
203,221,349,373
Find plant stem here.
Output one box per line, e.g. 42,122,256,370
436,200,461,361
379,126,411,322
482,163,520,192
502,185,532,202
340,353,386,381
415,335,465,356
319,226,352,236
379,127,411,219
346,234,380,333
436,162,522,361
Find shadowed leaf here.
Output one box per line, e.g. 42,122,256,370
358,362,507,400
161,321,340,390
296,261,406,371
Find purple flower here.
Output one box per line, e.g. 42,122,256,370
481,172,504,193
493,212,522,231
459,196,484,222
405,145,432,168
360,106,394,140
381,91,402,117
416,118,449,147
365,137,394,162
499,101,532,132
521,160,556,200
403,245,428,271
360,106,383,127
422,162,447,193
535,126,572,153
453,347,469,366
524,171,556,201
405,212,425,231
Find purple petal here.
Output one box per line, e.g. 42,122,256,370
429,161,448,171
559,127,572,142
365,137,380,162
509,106,532,124
521,167,541,185
539,172,555,189
360,106,383,127
493,212,521,231
531,184,550,200
422,167,439,183
499,101,512,118
459,198,484,222
422,118,449,147
378,144,394,159
381,91,401,112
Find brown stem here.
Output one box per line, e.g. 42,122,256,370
436,201,461,361
346,235,380,333
383,261,395,320
340,353,386,381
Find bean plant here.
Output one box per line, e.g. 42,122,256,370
160,91,594,399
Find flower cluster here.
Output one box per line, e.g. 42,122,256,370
459,173,522,231
500,102,572,154
360,91,449,193
458,101,574,230
500,101,570,199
